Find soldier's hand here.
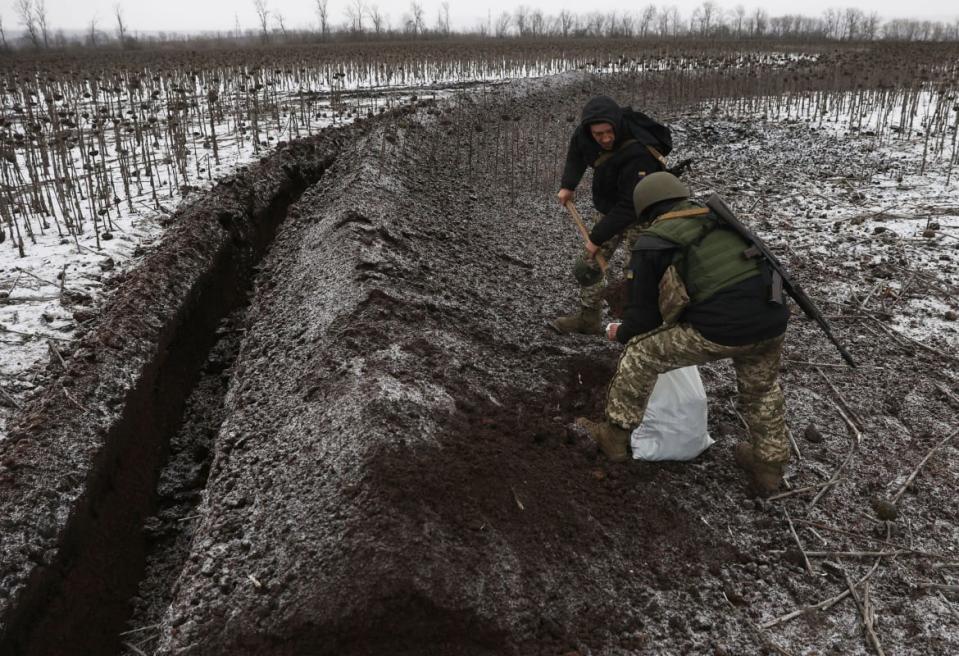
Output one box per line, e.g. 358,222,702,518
606,323,621,342
557,188,575,206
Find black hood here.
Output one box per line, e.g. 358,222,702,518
579,95,625,144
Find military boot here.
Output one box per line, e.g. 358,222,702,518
576,418,630,462
734,442,785,497
550,307,603,336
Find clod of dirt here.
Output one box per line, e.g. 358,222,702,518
945,311,957,321
783,548,807,569
871,496,899,521
803,423,824,443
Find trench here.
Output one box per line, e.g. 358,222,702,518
0,150,336,656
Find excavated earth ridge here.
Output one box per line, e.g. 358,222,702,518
0,127,345,655
2,72,958,656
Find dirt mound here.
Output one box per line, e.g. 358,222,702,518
149,88,744,655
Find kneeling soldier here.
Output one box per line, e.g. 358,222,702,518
576,172,791,496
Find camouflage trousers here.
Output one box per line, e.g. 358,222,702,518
606,324,790,465
577,219,647,310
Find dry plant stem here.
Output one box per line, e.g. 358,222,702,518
784,506,813,575
869,315,959,364
808,400,860,510
815,366,865,431
728,399,804,462
762,526,890,631
123,642,149,656
794,520,952,559
843,570,887,656
890,426,959,504
119,624,161,636
787,359,884,371
939,593,959,622
723,593,797,656
799,550,909,558
769,478,846,501
0,386,23,410
14,267,58,287
935,382,959,407
921,583,959,594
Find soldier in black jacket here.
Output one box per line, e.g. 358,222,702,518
552,95,669,335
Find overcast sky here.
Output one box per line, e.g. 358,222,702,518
3,0,957,34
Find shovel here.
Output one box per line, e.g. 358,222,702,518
564,201,608,273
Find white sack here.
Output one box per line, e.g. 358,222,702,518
631,365,713,461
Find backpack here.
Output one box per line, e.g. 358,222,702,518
623,108,673,158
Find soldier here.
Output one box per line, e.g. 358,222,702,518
575,172,791,496
552,95,670,335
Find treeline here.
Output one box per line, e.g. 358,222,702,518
1,0,958,52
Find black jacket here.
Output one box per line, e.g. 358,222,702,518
560,96,665,246
617,201,790,346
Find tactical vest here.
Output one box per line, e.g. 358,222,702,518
643,202,762,305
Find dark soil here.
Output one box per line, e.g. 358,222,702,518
3,72,958,656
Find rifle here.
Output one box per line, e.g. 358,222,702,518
564,202,608,273
705,194,857,368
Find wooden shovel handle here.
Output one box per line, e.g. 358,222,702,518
564,202,608,273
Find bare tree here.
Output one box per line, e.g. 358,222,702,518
732,4,745,37
367,4,386,35
494,11,511,37
530,8,545,36
656,5,671,37
87,15,99,46
274,12,287,37
436,1,450,36
696,1,718,35
750,7,767,37
35,0,49,47
863,11,880,40
668,6,681,35
315,0,329,37
114,4,127,45
409,1,424,35
345,0,365,34
822,8,838,39
558,9,574,37
639,5,656,38
584,11,605,37
0,15,8,49
514,6,529,37
16,0,41,48
253,0,269,41
844,7,863,40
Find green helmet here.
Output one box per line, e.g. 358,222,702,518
632,172,690,219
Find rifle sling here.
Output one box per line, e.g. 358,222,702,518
653,207,711,223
